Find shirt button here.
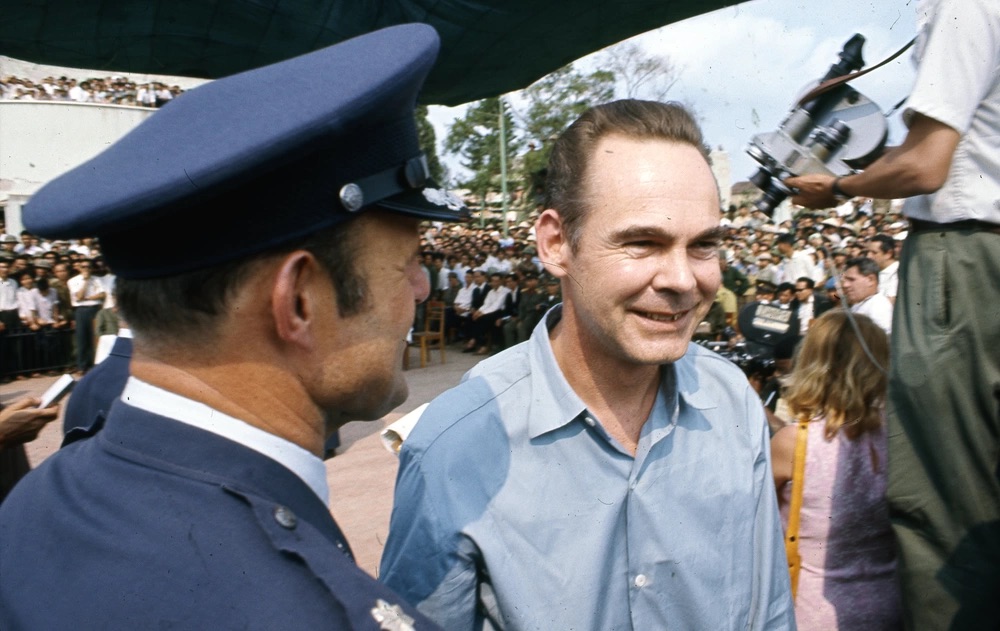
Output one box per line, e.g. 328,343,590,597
273,505,297,529
634,574,648,588
584,417,596,427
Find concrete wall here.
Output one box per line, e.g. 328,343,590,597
0,101,153,234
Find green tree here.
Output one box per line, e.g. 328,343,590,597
517,64,615,207
438,42,679,215
415,105,446,183
443,97,517,214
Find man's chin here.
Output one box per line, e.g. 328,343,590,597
348,381,409,423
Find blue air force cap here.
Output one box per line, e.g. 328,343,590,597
23,24,468,279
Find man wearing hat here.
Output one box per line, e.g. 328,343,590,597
0,234,17,256
0,24,464,629
755,251,781,286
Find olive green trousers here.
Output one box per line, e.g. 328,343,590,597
888,225,1000,630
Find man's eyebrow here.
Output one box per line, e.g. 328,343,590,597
610,225,728,243
694,226,728,243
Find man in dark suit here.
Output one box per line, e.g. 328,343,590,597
792,276,833,336
0,24,466,629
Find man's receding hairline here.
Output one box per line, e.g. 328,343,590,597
574,134,719,215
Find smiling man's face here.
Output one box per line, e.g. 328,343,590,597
550,135,722,367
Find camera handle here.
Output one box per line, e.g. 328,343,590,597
796,37,915,108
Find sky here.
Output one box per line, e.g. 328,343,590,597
427,0,919,189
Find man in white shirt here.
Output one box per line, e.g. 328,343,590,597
789,3,1000,622
755,252,781,286
0,261,22,380
67,260,106,374
465,272,510,355
775,233,815,285
866,234,899,305
67,79,88,102
841,257,892,335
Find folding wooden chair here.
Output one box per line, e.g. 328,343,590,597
405,300,447,369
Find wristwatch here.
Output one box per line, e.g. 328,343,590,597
831,177,851,202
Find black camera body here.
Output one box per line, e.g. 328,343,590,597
747,34,888,215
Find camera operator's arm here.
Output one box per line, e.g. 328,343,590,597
786,113,961,209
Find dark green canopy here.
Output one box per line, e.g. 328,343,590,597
1,0,741,105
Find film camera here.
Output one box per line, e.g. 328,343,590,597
747,34,888,215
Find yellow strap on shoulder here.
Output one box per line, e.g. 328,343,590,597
785,418,809,600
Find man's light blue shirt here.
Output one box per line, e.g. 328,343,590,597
380,306,794,630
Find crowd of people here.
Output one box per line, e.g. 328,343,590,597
412,196,906,359
0,231,117,382
1,199,907,381
1,74,182,107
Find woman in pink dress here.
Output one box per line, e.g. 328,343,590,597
772,310,901,630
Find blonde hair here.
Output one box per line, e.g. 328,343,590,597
783,309,888,440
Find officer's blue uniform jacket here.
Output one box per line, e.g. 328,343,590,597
0,401,434,630
62,335,131,437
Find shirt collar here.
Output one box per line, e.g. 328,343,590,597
120,377,330,507
526,306,588,438
525,305,716,440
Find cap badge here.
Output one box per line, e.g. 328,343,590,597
339,183,365,212
422,188,465,212
370,599,415,631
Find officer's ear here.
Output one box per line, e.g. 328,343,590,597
535,208,570,280
270,251,325,350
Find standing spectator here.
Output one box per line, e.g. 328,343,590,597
720,251,750,299
756,252,782,286
514,270,545,344
433,253,451,297
771,310,899,629
841,258,892,335
793,277,833,336
866,234,899,305
775,233,815,285
67,260,105,374
15,273,40,329
66,78,87,102
48,263,74,321
0,262,20,380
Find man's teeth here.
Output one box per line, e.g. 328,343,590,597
643,311,683,322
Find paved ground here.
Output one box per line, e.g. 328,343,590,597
1,344,485,579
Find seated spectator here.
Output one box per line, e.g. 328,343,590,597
771,310,899,629
463,272,510,355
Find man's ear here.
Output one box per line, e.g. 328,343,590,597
271,251,325,350
535,208,570,279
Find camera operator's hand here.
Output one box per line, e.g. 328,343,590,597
785,174,839,209
0,397,60,448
